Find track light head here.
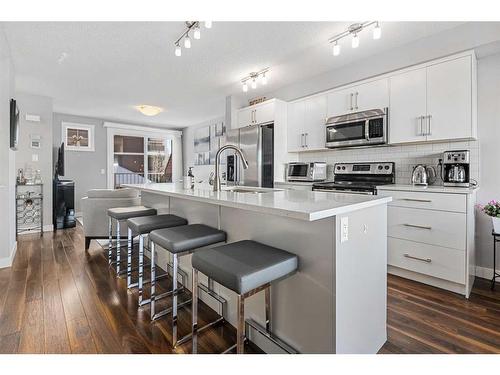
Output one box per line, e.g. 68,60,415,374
184,35,191,48
193,25,201,40
175,44,181,57
373,22,381,40
332,41,340,56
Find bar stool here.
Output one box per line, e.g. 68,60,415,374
107,206,157,274
191,240,298,354
148,224,227,348
126,214,188,306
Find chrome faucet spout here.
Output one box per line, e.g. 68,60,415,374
213,144,249,192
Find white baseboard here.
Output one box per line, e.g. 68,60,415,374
475,266,496,280
0,241,18,269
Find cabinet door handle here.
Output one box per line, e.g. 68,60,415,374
403,223,432,230
400,198,432,203
349,93,354,111
427,114,432,136
304,133,308,147
418,116,424,136
404,253,432,263
354,92,359,110
301,133,304,147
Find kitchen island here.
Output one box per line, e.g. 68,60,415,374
124,183,391,354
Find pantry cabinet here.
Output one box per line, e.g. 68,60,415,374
389,54,476,144
287,94,327,152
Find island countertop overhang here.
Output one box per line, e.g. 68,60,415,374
123,183,392,221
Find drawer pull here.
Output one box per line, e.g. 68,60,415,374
400,198,432,203
403,223,432,230
404,253,432,263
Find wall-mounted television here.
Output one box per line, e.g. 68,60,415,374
10,99,19,150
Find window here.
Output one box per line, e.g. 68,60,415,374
113,135,172,188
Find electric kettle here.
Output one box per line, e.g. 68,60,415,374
411,165,437,186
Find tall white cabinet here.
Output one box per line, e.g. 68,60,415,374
389,53,477,144
287,94,327,152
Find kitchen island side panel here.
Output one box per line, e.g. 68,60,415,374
335,203,388,354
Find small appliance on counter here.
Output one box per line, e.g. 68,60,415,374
312,162,395,195
411,164,437,186
286,162,327,182
442,150,470,187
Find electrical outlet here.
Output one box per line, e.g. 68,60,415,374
100,169,105,175
341,216,349,243
32,154,38,162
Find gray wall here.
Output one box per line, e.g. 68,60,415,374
0,27,17,266
52,113,108,213
15,92,53,230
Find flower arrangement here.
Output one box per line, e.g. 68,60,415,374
479,200,500,218
479,200,500,233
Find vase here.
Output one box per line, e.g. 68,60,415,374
492,217,500,234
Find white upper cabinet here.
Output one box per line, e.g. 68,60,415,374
303,95,327,150
287,94,327,152
236,100,275,129
426,56,473,141
388,54,476,144
287,100,305,152
389,68,427,144
327,78,389,117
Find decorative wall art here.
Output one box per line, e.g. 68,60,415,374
62,122,95,151
193,120,225,165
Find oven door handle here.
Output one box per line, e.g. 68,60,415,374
313,188,374,195
365,120,370,140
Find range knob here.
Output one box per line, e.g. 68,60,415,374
385,165,390,170
336,166,341,170
377,165,383,170
342,166,346,170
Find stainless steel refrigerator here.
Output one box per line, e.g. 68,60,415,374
224,124,274,188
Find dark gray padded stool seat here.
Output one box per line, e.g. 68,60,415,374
127,214,187,235
192,240,298,295
149,224,226,254
108,205,157,220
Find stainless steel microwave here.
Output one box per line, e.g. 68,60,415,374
286,162,327,182
325,108,388,149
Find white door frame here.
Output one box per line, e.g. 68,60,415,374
104,122,182,189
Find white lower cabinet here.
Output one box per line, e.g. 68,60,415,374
378,188,476,298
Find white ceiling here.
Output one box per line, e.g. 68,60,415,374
2,21,464,127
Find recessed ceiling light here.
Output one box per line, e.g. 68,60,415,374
57,52,69,64
134,105,164,116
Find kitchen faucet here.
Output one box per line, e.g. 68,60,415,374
213,145,249,192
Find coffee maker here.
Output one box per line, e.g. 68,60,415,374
442,150,470,187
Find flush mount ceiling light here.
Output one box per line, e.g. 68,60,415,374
173,21,212,57
329,21,381,57
241,68,270,92
134,105,164,116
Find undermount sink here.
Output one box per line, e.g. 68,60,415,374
223,186,283,194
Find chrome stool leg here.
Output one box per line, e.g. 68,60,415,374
116,219,121,274
108,216,113,265
265,287,271,333
236,294,245,354
127,227,133,288
150,240,156,320
172,253,179,347
191,268,199,354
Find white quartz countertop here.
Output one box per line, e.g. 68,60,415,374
377,184,478,195
124,183,392,221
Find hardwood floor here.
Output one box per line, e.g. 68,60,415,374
1,224,500,354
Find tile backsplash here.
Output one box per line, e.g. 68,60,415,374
297,140,480,185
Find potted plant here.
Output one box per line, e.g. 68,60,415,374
479,200,500,233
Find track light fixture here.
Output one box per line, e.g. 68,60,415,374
329,21,381,57
173,21,212,56
241,68,270,92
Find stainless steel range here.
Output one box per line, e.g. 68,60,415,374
312,162,395,195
